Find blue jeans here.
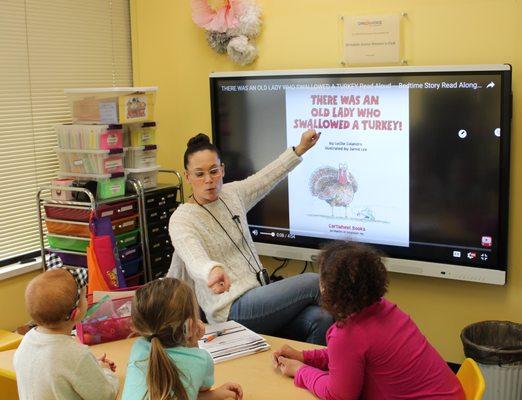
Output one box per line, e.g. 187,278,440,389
228,273,332,345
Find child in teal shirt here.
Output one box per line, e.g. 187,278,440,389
122,278,242,400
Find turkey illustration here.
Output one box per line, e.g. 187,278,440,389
309,164,358,217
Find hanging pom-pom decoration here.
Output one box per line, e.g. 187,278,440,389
191,0,262,65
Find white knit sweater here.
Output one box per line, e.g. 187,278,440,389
168,148,301,323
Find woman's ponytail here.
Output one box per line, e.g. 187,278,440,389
147,337,188,400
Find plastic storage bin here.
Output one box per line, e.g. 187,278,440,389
65,87,157,124
461,321,522,400
56,124,123,150
112,214,139,235
98,199,138,220
47,234,90,252
44,204,91,222
97,176,126,199
125,122,157,146
50,249,87,267
45,219,90,238
126,165,160,189
55,148,124,175
51,178,76,201
44,199,137,222
115,229,140,249
124,146,157,168
58,173,126,200
119,244,141,263
121,257,142,277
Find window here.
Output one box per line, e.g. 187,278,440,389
0,0,133,264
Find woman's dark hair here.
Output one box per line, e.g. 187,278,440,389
183,133,221,169
318,241,388,322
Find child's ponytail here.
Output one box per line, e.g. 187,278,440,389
132,278,200,400
147,336,188,400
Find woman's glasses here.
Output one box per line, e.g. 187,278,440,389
188,166,222,181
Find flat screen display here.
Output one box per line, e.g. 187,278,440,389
210,65,512,284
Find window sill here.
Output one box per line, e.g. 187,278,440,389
0,258,42,281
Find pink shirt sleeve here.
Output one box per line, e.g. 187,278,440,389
302,348,329,370
294,324,367,400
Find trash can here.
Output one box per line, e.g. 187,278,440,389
461,321,522,400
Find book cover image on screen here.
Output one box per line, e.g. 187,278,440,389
210,65,511,285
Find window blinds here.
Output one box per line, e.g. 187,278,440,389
0,0,132,263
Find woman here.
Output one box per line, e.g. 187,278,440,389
168,130,332,345
273,241,465,399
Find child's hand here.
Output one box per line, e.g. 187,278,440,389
195,319,206,340
272,344,304,367
188,319,206,347
215,382,243,399
98,353,116,372
276,356,303,378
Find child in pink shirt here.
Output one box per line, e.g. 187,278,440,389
274,242,464,400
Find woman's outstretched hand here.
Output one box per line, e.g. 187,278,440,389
294,129,321,156
208,266,231,294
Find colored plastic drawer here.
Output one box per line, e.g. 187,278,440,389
112,214,139,235
98,200,138,220
45,219,90,238
47,234,90,252
121,257,142,277
119,244,141,263
115,229,140,249
50,249,87,268
44,204,91,222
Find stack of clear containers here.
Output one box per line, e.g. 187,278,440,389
54,87,159,198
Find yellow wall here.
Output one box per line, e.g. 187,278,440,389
0,271,39,331
136,0,520,363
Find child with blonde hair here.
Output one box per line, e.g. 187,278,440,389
14,267,119,400
122,278,242,400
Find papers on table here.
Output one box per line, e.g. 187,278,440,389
198,320,270,364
